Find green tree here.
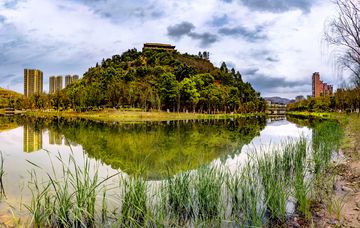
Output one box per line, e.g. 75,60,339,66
159,72,178,109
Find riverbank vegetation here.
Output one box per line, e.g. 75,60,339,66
286,86,360,113
3,119,341,227
2,48,265,114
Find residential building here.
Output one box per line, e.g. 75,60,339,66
64,74,80,87
24,69,43,97
312,72,333,97
56,75,63,91
49,76,56,94
312,72,320,98
295,95,305,102
143,43,176,51
72,75,79,82
65,75,72,87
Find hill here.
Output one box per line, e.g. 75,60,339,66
0,87,23,99
21,47,266,113
264,96,291,105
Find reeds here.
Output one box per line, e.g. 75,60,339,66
11,120,341,227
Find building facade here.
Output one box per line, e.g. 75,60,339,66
56,75,63,91
24,69,43,97
295,95,305,102
64,74,79,87
49,76,56,94
72,75,79,82
65,75,72,87
143,43,176,51
312,72,333,98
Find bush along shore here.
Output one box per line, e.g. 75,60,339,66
2,121,341,227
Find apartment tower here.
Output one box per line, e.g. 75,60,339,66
56,75,63,91
64,75,79,87
312,72,320,98
65,75,72,87
312,72,333,97
72,75,79,82
24,69,43,97
49,76,56,94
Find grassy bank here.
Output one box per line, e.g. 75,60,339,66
3,120,341,227
20,109,267,122
286,111,360,155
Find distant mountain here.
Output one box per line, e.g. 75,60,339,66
0,87,23,99
264,96,291,105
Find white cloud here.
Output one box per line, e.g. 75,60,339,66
0,0,341,99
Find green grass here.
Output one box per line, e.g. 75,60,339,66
5,120,342,227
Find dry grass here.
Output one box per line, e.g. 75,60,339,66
23,109,266,122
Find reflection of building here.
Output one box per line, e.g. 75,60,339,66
48,130,62,145
55,133,62,145
312,72,333,97
49,131,55,144
24,69,43,97
64,138,78,147
23,125,42,153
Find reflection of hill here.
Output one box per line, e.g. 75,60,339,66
57,118,266,179
1,115,266,179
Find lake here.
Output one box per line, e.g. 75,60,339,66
0,114,329,226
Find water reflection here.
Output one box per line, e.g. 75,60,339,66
2,115,267,179
23,125,42,153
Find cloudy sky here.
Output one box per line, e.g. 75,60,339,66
0,0,342,99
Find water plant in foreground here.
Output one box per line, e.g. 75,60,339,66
6,120,342,227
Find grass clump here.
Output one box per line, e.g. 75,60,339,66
6,120,342,227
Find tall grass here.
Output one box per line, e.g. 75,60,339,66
9,120,341,227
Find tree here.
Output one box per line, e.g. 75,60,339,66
179,78,200,110
159,72,178,109
323,0,360,86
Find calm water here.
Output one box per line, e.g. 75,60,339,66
0,114,318,223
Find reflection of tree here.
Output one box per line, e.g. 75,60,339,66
1,115,266,179
286,115,322,128
58,118,265,178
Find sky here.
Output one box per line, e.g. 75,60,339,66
0,0,343,99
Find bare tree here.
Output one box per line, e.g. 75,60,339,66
323,0,360,87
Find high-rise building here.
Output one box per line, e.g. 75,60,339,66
312,72,333,97
72,75,79,82
23,125,42,153
24,69,43,97
312,72,320,98
65,75,72,87
49,76,56,94
295,95,305,102
56,75,63,91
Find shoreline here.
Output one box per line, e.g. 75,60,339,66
286,111,360,227
0,108,267,122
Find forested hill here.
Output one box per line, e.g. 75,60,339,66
65,48,265,113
